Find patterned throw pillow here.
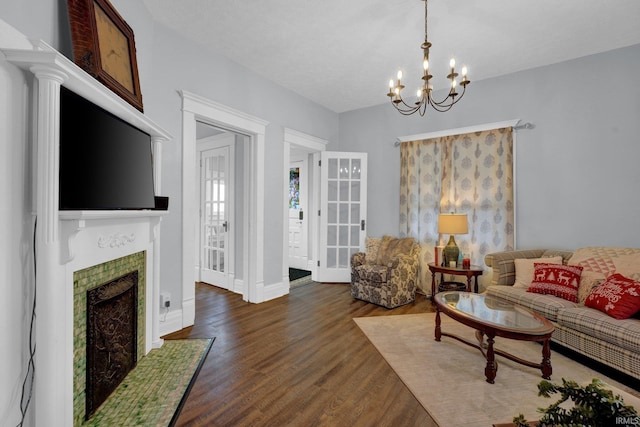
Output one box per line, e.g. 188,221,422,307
577,270,605,305
375,235,414,266
365,237,381,264
585,273,640,319
513,256,563,289
527,263,583,303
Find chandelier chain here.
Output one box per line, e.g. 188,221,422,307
424,0,428,45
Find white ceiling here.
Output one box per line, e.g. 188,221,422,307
142,0,640,113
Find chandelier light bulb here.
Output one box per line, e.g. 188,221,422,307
389,79,394,89
451,79,457,89
417,89,422,98
449,58,456,68
461,66,468,77
423,59,429,70
397,70,403,80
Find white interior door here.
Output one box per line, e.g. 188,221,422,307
200,145,230,289
317,151,367,282
288,162,308,269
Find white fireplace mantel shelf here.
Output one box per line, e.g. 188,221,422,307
59,209,169,266
59,210,169,221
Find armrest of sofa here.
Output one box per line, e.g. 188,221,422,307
484,249,575,287
484,249,547,287
388,253,419,290
351,252,366,269
386,252,417,269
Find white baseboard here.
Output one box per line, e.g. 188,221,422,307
233,278,243,294
159,308,183,336
182,297,195,328
262,280,288,302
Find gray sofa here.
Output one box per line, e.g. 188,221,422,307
484,247,640,381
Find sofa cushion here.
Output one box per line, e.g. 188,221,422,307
557,306,640,351
585,273,640,319
485,249,574,287
354,264,388,283
569,247,640,281
375,236,415,266
513,256,563,289
527,263,583,303
485,286,578,322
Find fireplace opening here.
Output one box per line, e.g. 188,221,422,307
86,271,139,419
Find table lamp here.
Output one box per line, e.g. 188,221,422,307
438,213,468,267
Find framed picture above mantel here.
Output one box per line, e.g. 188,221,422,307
66,0,144,112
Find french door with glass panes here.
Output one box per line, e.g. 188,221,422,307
317,151,367,282
200,145,230,289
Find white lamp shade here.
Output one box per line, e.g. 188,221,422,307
438,213,468,234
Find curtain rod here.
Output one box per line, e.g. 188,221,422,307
393,120,535,147
514,122,534,131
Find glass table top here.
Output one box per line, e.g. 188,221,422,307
435,291,553,333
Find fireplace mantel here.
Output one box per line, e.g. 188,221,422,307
1,40,171,427
59,210,168,220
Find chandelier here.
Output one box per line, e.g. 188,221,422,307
387,0,470,116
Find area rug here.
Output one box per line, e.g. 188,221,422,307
354,314,640,427
83,338,213,426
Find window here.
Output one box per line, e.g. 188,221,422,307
399,126,515,293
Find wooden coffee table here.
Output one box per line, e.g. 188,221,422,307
433,291,555,384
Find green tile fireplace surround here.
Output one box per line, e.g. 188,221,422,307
72,251,146,426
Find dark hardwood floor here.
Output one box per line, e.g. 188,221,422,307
164,282,437,426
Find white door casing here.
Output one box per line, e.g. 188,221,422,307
317,151,367,283
181,91,268,321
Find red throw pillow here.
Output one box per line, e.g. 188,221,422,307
585,273,640,319
527,263,583,303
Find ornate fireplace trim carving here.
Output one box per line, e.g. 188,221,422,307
98,232,136,248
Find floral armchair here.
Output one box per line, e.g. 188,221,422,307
350,236,420,308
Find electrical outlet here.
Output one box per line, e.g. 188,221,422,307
160,292,171,309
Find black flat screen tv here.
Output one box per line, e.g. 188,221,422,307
59,86,156,210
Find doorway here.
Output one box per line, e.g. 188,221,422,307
181,91,267,330
282,128,327,286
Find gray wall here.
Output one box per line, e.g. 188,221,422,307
143,20,338,294
337,44,640,250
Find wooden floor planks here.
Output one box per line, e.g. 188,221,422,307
164,282,437,426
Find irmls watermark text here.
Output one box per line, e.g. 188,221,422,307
616,416,640,425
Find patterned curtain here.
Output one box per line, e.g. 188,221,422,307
399,139,444,292
399,127,514,294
